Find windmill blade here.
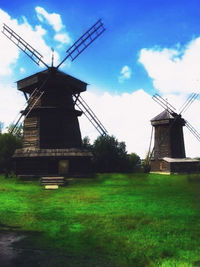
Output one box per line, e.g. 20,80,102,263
154,94,176,111
12,86,42,127
2,23,49,68
10,90,45,135
57,19,105,68
152,94,177,116
10,74,51,135
185,120,200,142
179,93,199,114
73,94,108,136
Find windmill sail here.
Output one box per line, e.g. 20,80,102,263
179,93,199,114
152,94,177,115
10,89,44,135
10,74,51,135
73,94,107,136
185,120,200,142
57,19,105,68
2,23,49,68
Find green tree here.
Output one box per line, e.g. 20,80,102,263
7,123,23,138
82,136,92,150
0,133,22,176
142,152,151,173
92,135,128,172
127,153,141,172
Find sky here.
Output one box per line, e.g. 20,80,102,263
0,0,200,158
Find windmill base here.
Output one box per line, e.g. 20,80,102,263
12,148,93,179
150,157,200,174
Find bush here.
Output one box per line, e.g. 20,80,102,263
0,133,22,176
127,153,141,172
92,135,141,173
92,135,127,172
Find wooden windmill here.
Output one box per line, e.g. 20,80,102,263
149,93,200,173
2,20,107,178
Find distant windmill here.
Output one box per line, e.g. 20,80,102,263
2,20,107,178
148,93,200,173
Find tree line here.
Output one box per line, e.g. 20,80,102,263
0,123,141,175
83,135,141,173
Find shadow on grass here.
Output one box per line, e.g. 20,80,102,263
10,229,118,267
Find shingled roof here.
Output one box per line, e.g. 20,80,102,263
151,110,174,122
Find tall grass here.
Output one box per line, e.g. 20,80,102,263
0,173,200,266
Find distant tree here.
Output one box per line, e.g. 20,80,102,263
92,135,128,172
0,133,22,176
82,136,92,150
127,153,141,172
7,123,23,138
142,152,151,173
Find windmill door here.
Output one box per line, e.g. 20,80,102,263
58,160,69,175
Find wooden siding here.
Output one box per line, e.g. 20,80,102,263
152,120,185,160
153,125,171,159
23,116,40,148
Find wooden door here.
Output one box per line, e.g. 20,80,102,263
58,160,69,175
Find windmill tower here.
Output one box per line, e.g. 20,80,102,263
2,20,107,178
149,94,200,173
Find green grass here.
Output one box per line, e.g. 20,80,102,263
0,173,200,266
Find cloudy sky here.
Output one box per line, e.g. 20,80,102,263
0,0,200,158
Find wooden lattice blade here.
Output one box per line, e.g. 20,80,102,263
57,19,105,68
73,94,107,136
2,23,49,68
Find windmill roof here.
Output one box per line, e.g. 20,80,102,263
151,110,174,122
17,67,87,94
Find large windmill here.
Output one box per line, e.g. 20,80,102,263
149,93,200,173
2,20,107,178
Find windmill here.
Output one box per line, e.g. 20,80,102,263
148,93,200,173
2,20,107,178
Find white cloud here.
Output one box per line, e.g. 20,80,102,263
79,89,162,158
20,67,25,73
118,65,132,83
54,33,71,44
0,83,25,129
139,38,200,94
35,6,63,32
0,10,19,75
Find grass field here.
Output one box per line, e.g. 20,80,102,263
0,173,200,266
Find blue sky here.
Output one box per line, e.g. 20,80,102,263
0,0,200,158
2,0,200,93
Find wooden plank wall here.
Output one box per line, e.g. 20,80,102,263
23,116,39,148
